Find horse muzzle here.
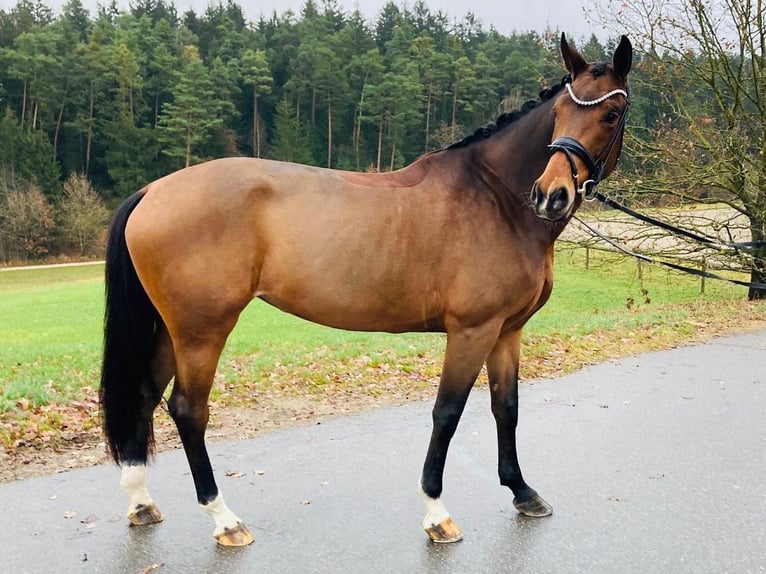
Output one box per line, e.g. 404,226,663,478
530,181,573,221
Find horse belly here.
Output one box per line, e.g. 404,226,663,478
256,257,445,333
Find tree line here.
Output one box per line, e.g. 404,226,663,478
0,0,623,260
0,0,618,188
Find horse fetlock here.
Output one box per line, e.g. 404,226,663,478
418,485,462,542
200,493,252,545
120,464,158,523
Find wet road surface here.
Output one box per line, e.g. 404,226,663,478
1,330,764,573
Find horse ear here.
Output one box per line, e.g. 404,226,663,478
612,35,633,81
560,33,588,79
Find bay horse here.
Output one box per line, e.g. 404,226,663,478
100,34,632,547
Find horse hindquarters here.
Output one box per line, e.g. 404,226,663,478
102,191,255,546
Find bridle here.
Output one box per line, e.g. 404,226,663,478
548,80,631,199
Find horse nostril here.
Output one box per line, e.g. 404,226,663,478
548,187,569,213
530,183,542,207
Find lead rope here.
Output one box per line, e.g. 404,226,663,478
573,215,766,290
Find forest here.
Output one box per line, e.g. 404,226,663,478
0,0,762,276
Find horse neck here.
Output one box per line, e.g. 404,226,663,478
468,98,572,240
476,98,556,200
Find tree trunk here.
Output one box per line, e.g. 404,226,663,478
185,114,192,168
129,85,134,122
86,81,94,175
376,117,384,172
327,102,332,168
154,90,160,127
20,80,27,130
311,86,316,128
748,223,766,300
253,90,259,158
53,78,70,162
451,83,458,141
424,83,432,153
355,78,366,171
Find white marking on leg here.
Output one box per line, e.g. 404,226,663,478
200,494,244,536
120,464,154,516
418,483,450,529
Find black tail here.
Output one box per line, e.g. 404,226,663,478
100,191,161,465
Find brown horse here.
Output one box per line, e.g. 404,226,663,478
100,34,632,547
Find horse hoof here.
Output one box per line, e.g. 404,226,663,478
514,494,553,517
215,522,255,547
425,517,464,543
128,503,163,526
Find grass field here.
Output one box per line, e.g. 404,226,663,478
0,248,763,448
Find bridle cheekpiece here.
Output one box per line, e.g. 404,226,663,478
548,80,631,199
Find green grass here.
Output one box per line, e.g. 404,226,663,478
526,248,739,334
0,264,104,411
0,249,752,415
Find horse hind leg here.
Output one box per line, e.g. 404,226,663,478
120,322,175,526
169,332,254,547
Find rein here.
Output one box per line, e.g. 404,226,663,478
548,81,631,199
592,191,766,251
573,214,766,290
573,192,766,290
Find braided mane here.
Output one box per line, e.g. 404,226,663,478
446,75,570,150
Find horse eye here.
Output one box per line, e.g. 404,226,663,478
605,110,620,124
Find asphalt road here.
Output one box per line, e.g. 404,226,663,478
1,330,764,573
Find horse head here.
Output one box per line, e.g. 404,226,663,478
531,33,632,221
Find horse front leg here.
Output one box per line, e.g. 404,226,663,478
419,324,501,543
170,340,254,547
486,329,552,517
